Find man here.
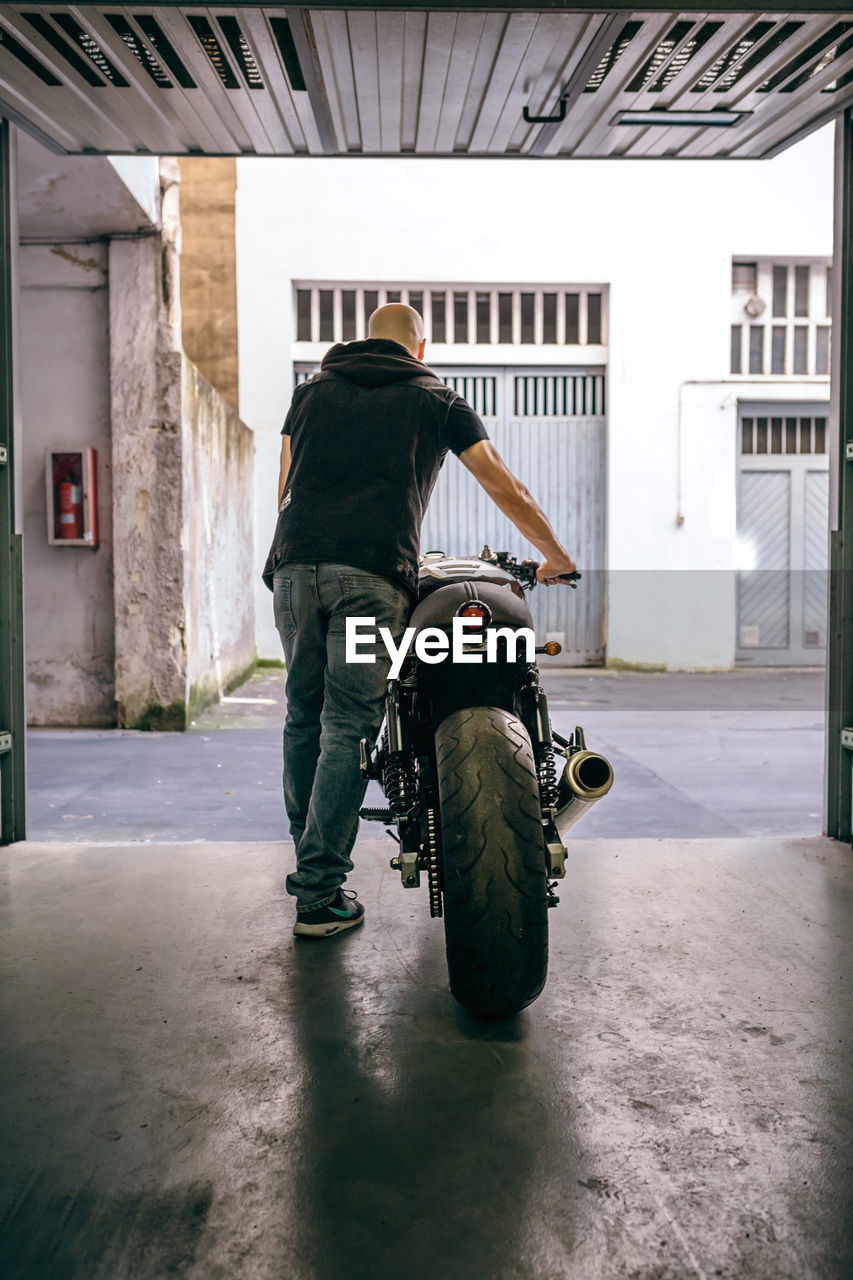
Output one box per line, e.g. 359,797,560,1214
262,303,576,938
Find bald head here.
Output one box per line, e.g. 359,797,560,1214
367,303,426,358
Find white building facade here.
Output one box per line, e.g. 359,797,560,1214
237,123,834,670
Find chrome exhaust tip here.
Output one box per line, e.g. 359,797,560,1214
553,746,614,839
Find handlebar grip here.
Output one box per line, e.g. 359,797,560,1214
558,571,582,582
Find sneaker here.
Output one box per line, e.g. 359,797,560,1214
293,889,365,938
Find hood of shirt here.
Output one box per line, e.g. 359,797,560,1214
320,338,435,388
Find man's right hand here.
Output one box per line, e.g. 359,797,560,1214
536,554,577,586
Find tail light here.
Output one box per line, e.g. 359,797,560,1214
457,601,491,625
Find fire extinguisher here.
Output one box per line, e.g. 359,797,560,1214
59,479,83,540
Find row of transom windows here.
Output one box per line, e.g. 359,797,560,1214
294,284,607,348
740,414,828,455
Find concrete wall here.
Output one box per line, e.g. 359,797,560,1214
179,158,239,413
182,356,255,710
109,235,186,729
19,242,115,724
236,125,834,667
110,235,255,729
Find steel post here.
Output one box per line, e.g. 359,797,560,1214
0,118,25,844
826,108,853,844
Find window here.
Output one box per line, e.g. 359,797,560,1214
318,290,334,341
498,293,513,343
741,414,829,455
431,292,446,343
296,289,312,341
542,293,557,344
732,261,757,294
341,290,356,341
476,292,490,343
520,293,535,344
565,294,580,344
731,325,742,374
794,265,810,317
731,257,831,377
453,292,469,343
363,290,378,333
293,283,609,348
587,293,602,345
772,265,787,317
788,263,809,316
793,326,808,375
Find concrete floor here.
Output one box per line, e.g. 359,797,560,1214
3,669,851,1278
1,836,851,1278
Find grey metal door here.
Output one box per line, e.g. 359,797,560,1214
422,367,606,665
736,404,829,666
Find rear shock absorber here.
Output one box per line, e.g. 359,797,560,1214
535,742,558,810
526,676,558,811
384,680,417,818
384,750,417,817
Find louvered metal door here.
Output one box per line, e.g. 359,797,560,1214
422,367,606,665
736,404,829,666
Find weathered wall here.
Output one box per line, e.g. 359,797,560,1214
19,242,115,725
109,227,187,730
178,158,239,413
182,357,255,709
110,162,254,729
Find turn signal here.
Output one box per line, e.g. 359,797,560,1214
537,641,562,656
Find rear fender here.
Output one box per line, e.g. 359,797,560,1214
410,580,533,634
409,581,534,722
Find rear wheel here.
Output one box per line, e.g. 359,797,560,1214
435,706,548,1017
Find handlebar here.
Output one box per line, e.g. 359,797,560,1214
478,547,581,589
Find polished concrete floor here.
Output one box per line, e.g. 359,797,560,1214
1,834,851,1279
4,669,851,1278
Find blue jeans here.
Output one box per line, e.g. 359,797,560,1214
273,563,411,911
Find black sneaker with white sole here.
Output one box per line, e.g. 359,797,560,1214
293,889,365,938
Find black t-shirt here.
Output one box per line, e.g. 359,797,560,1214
262,340,489,595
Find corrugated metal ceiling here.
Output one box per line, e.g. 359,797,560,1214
0,7,851,158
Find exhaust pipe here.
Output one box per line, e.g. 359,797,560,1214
553,730,614,839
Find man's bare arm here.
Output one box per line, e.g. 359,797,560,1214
459,440,576,584
277,435,291,506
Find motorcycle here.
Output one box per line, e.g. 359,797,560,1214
359,546,613,1018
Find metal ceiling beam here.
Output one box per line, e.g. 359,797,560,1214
288,9,338,154
526,12,624,157
61,3,853,12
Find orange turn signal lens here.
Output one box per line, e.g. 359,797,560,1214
544,641,562,656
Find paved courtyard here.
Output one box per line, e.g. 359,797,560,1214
26,667,826,843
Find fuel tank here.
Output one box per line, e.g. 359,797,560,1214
412,555,533,634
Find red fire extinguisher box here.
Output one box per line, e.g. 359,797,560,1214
45,448,99,548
